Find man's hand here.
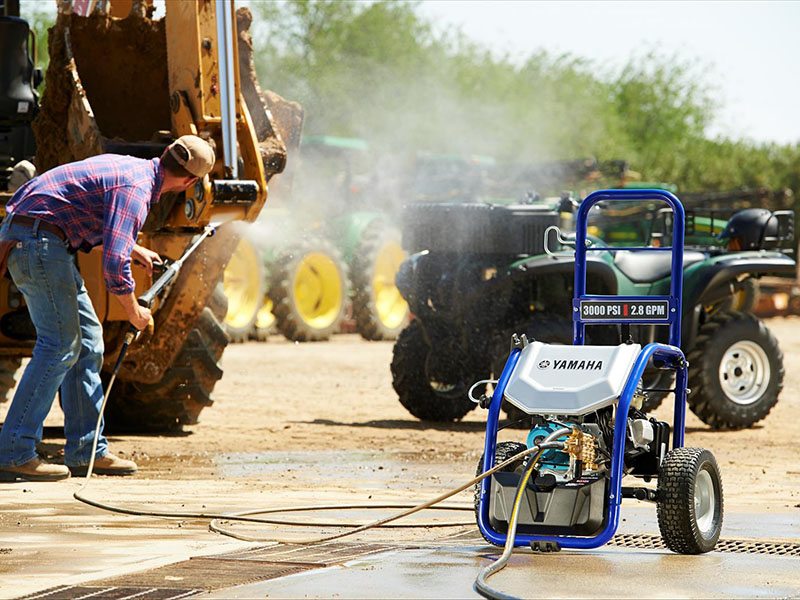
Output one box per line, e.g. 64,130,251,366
129,304,153,332
131,244,162,275
116,293,154,331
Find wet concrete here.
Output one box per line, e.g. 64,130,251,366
204,506,800,599
203,544,800,599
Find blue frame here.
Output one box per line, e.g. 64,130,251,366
477,189,688,549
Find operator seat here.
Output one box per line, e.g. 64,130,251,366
614,250,706,284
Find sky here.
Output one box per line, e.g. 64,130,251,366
418,0,800,145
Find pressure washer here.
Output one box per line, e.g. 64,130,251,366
470,189,724,598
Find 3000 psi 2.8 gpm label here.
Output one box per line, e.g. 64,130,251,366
579,300,670,321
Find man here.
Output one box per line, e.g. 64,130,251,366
0,135,215,482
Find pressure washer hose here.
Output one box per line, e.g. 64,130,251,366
75,383,566,600
475,429,570,600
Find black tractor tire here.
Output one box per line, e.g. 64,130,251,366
104,288,230,433
351,223,409,341
657,447,723,554
687,311,783,429
0,357,22,403
473,441,528,545
269,238,349,342
492,315,573,424
391,320,483,422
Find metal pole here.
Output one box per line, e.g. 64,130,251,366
215,0,239,178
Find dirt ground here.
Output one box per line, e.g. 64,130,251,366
19,316,800,513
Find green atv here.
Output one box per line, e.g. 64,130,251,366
392,198,794,430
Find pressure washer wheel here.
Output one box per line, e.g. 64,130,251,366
657,447,723,554
391,320,484,421
687,311,783,429
473,441,528,546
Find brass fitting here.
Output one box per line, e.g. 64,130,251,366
563,427,600,472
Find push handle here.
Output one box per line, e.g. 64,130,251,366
573,189,685,348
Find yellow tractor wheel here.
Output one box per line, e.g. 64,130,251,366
222,237,265,342
269,238,349,342
352,224,409,340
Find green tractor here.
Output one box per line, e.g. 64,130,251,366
222,136,409,342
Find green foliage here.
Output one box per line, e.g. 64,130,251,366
252,0,798,197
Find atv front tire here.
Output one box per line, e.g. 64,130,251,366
657,447,723,554
269,238,348,342
351,223,409,341
104,289,229,432
687,311,782,429
391,320,483,422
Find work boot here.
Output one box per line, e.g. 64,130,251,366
0,457,70,482
69,453,138,477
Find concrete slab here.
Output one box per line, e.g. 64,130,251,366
200,505,800,599
203,544,800,599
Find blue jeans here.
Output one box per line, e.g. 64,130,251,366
0,219,108,468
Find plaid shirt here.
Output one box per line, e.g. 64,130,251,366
7,154,164,295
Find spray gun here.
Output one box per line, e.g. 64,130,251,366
109,224,217,378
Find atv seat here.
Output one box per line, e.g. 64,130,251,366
614,250,705,283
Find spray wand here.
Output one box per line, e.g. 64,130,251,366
108,225,217,381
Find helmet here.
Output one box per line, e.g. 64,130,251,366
718,208,779,250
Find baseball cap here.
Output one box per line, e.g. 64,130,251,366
167,135,216,178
